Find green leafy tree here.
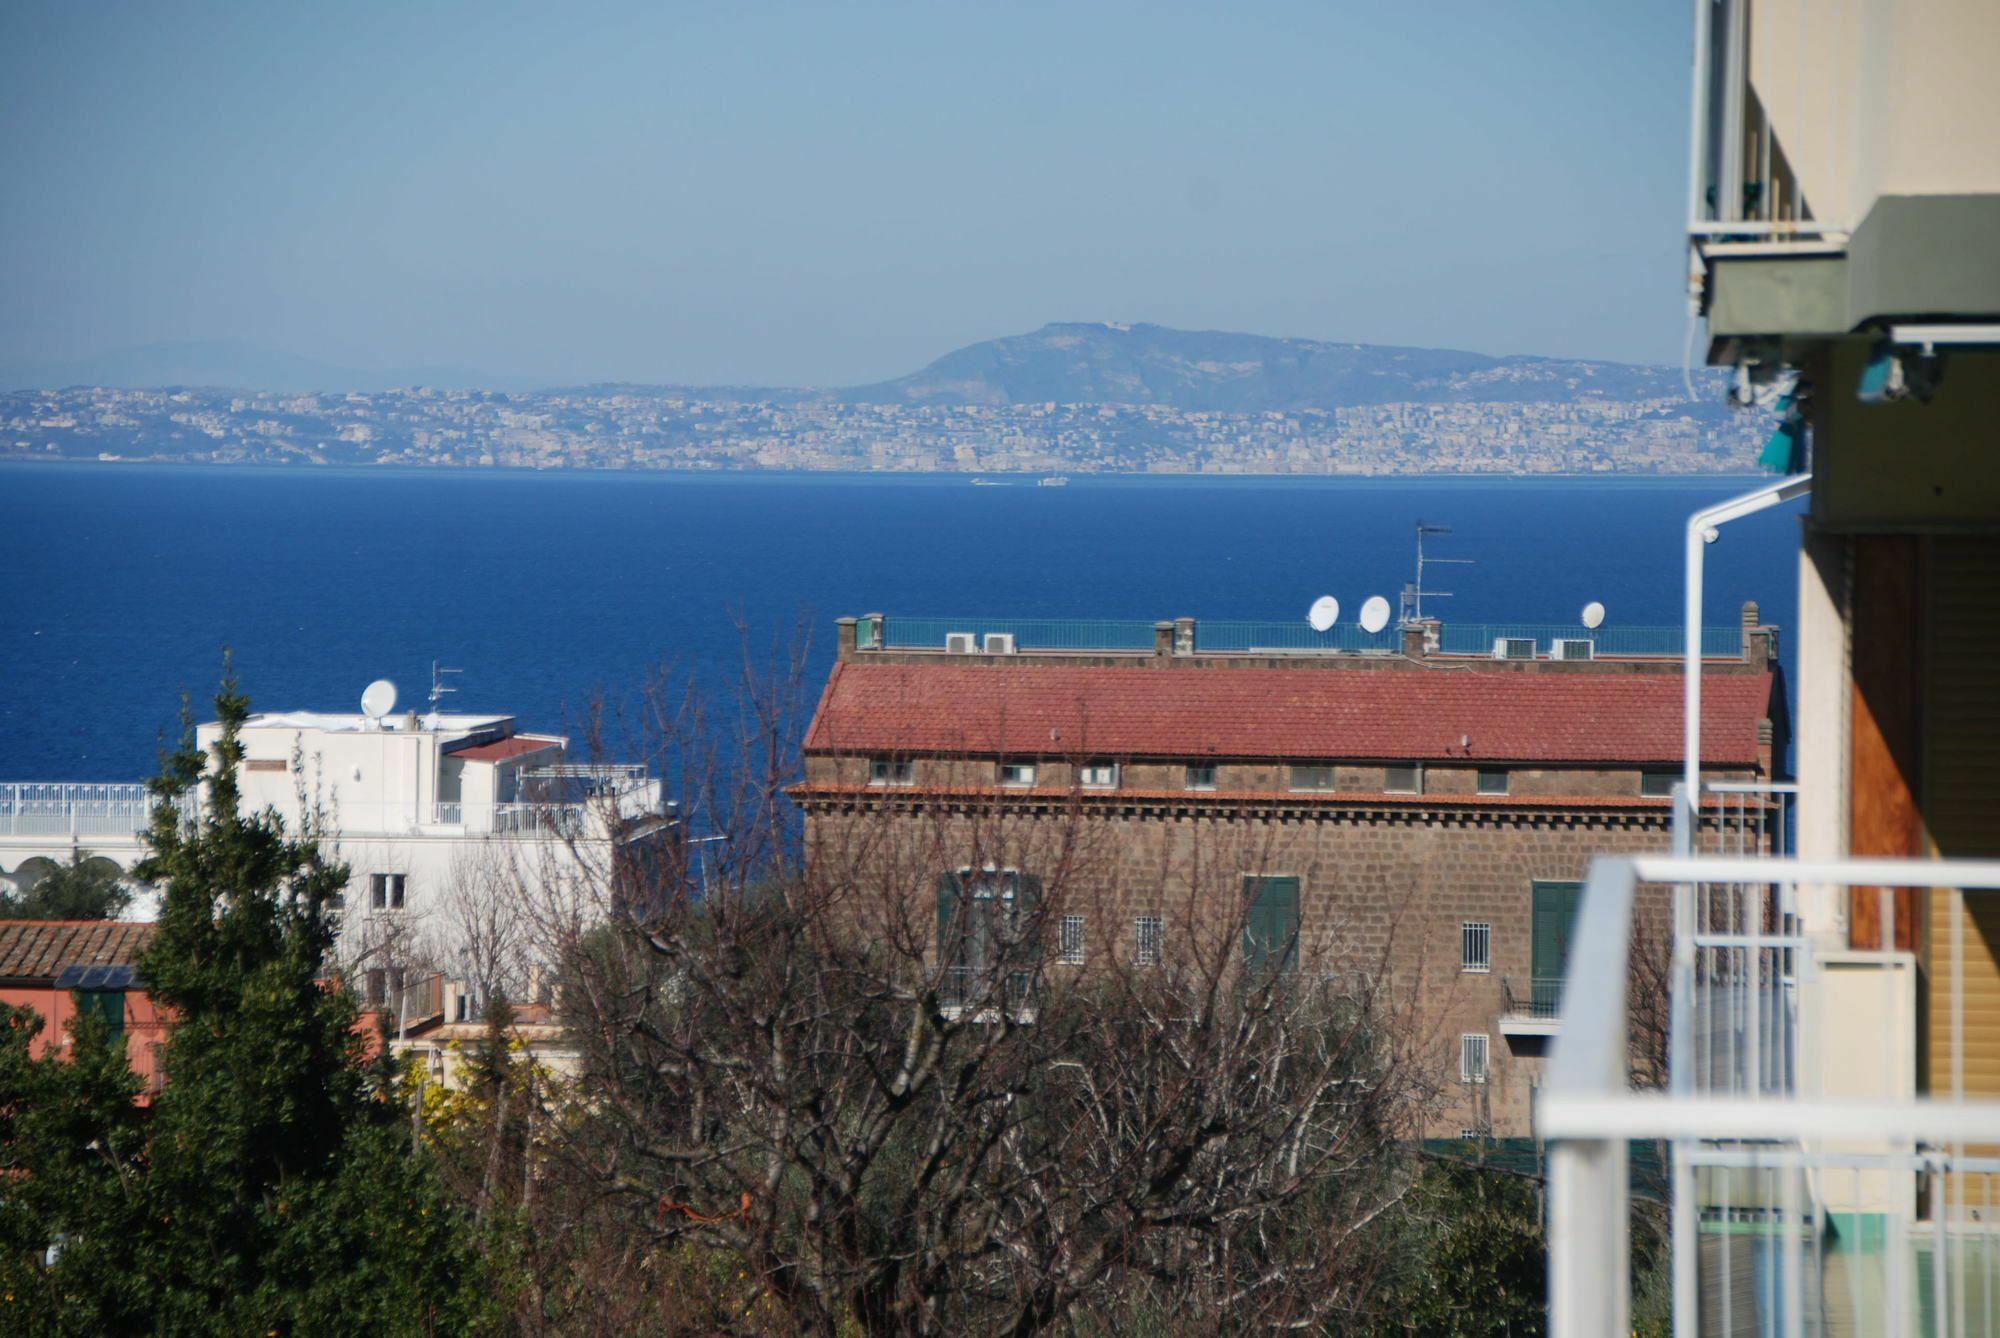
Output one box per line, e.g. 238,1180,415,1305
0,850,132,919
1369,1157,1548,1337
0,675,495,1335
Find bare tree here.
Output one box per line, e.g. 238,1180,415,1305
516,663,1443,1336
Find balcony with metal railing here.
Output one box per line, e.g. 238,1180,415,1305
1499,975,1566,1037
1543,852,2000,1338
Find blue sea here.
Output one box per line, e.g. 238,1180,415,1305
1,464,1804,781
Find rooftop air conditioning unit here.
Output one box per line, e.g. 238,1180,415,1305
1551,638,1595,661
1493,637,1537,661
983,633,1017,654
945,632,979,654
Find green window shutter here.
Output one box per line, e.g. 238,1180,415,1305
1531,881,1584,984
1015,875,1043,966
78,990,126,1043
937,871,963,960
1243,876,1300,977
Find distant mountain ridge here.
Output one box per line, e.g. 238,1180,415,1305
836,321,1707,412
10,323,1713,411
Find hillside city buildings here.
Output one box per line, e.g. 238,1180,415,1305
2,381,1770,476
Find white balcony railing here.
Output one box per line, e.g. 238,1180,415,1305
1544,854,2000,1338
0,783,171,839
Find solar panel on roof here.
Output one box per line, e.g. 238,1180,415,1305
53,963,138,990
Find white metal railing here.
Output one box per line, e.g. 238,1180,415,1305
0,782,163,839
1545,855,2000,1338
432,802,463,825
1686,0,1851,244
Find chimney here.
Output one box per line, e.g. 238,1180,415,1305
836,617,859,661
1155,621,1175,659
1402,619,1439,659
1740,601,1767,667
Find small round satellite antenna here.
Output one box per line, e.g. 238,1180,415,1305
1359,595,1392,634
361,679,398,720
1581,601,1606,630
1307,595,1340,632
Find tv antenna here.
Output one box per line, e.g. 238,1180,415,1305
1401,521,1472,624
425,660,462,730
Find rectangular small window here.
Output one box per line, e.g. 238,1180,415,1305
1000,762,1036,787
870,758,914,786
1059,914,1085,964
1383,765,1422,795
1079,762,1119,789
1183,764,1217,791
1288,764,1336,792
1476,768,1510,795
1461,922,1491,973
368,873,407,911
1640,771,1678,797
1134,915,1163,966
1461,1033,1490,1084
364,968,387,1006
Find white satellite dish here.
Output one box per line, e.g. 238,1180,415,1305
1307,595,1340,632
361,679,398,720
1581,601,1606,630
1359,595,1392,634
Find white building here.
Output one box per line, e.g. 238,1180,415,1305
3,688,673,1025
196,697,673,1018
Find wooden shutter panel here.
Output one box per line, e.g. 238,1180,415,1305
1016,875,1044,968
936,871,963,960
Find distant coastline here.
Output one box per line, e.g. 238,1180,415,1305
3,322,1772,477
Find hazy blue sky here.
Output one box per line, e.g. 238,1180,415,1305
1,2,1696,386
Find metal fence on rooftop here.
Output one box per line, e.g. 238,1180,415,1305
871,615,1745,659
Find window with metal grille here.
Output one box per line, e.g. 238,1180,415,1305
1476,768,1510,795
1134,915,1163,966
369,873,406,910
1460,1033,1490,1084
1461,922,1491,973
1384,765,1422,794
1059,914,1085,964
1289,764,1336,792
1184,764,1217,790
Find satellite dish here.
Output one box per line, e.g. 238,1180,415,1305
1307,595,1340,632
361,679,398,720
1359,595,1392,634
1581,601,1606,630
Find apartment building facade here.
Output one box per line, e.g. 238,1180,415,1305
796,608,1786,1137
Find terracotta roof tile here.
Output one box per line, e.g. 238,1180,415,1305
804,662,1776,766
446,734,564,762
0,920,156,982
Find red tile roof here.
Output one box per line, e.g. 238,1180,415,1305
446,734,564,762
804,662,1776,766
0,920,156,982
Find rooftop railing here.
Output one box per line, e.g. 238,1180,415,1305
1543,853,2000,1338
0,783,174,840
866,615,1750,660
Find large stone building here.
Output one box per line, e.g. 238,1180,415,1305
794,608,1787,1137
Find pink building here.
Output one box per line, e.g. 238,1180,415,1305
0,920,166,1096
